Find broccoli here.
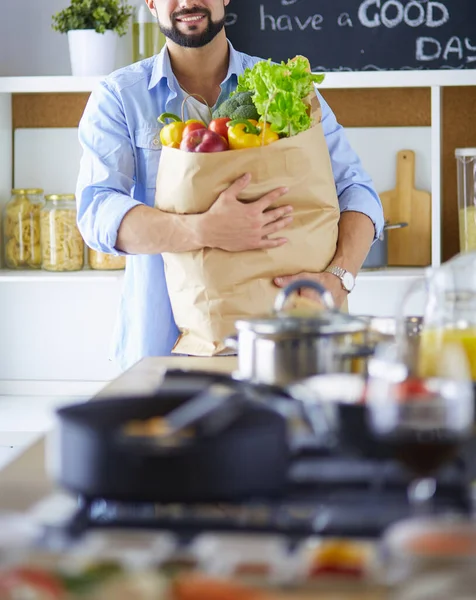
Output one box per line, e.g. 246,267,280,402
212,91,260,120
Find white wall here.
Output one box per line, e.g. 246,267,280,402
0,1,430,385
0,0,133,77
0,278,123,381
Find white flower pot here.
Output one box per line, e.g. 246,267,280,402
67,29,118,76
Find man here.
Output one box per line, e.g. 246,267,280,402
76,0,384,372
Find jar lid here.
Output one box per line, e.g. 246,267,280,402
45,194,76,201
455,148,476,158
235,309,368,337
11,188,44,195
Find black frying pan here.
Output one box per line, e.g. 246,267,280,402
55,382,290,503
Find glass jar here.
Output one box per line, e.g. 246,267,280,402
88,249,126,271
456,148,476,252
132,0,165,62
2,188,44,269
40,194,84,272
401,252,476,379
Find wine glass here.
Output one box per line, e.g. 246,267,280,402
366,342,474,515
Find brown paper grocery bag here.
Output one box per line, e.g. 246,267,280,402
155,94,340,356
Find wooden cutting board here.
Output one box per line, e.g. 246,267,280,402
380,150,431,266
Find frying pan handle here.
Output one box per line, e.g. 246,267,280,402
274,279,335,312
165,384,245,437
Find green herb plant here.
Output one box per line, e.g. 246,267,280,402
52,0,133,36
235,56,325,137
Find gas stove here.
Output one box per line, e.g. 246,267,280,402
47,453,471,546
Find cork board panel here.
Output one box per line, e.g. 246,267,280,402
13,89,431,130
12,93,91,129
321,88,430,128
442,86,476,262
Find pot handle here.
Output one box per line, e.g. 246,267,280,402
274,279,335,312
337,344,376,360
224,335,238,351
384,221,408,231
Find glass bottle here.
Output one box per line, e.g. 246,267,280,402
3,188,44,269
40,194,84,272
456,148,476,252
132,0,166,62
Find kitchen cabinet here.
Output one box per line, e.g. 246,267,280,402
0,71,475,386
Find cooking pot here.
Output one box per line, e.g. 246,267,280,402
224,280,373,387
363,222,408,269
358,315,424,376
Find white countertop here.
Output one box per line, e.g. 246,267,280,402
0,357,237,513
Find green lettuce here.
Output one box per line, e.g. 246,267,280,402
235,56,325,137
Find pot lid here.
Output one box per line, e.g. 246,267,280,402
455,148,476,158
235,308,368,337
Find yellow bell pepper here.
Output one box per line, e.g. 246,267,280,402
227,119,280,150
157,113,204,149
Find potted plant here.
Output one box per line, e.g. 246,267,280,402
52,0,133,76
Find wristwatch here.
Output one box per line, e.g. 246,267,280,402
324,266,355,292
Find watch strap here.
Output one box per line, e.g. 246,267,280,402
325,266,347,279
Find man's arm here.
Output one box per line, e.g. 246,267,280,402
116,174,293,254
328,210,375,277
275,211,374,307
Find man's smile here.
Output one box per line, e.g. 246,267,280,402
175,14,207,24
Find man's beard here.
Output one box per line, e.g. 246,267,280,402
158,7,226,48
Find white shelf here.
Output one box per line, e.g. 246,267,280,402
319,69,476,89
358,267,426,279
0,70,474,94
0,76,102,94
0,268,124,282
0,267,424,283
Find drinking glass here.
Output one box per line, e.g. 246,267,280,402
366,342,474,514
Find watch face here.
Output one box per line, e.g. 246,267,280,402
342,272,355,291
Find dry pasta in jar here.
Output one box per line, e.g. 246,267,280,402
40,194,84,272
2,188,44,269
88,248,126,270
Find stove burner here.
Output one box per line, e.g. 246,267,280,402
59,455,470,543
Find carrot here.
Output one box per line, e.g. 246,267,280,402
172,574,271,600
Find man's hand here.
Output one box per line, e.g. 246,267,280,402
274,272,348,309
198,173,293,252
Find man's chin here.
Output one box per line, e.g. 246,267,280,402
160,18,226,49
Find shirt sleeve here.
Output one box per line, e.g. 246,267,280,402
316,89,385,239
76,80,143,255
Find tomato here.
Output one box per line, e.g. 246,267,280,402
0,567,65,599
208,118,231,141
182,121,206,138
395,377,430,401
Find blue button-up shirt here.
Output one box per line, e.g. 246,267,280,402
76,41,384,372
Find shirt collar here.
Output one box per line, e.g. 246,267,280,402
148,39,244,92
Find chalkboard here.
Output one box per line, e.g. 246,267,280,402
225,0,476,72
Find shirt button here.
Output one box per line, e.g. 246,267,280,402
153,138,160,147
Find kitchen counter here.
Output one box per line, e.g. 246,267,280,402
0,356,386,599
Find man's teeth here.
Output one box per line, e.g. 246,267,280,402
180,15,204,22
